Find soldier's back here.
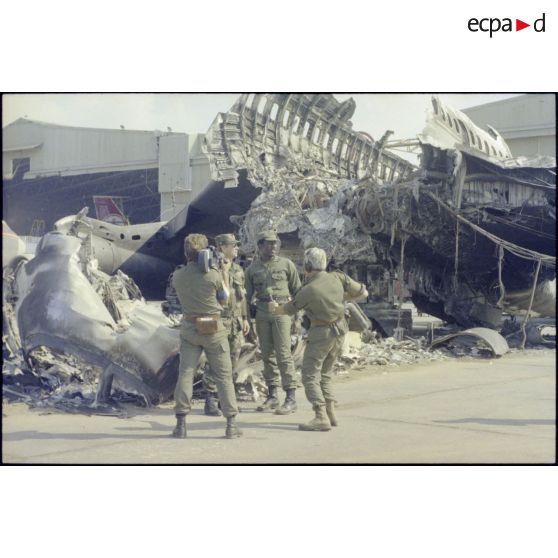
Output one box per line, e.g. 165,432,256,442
173,262,223,316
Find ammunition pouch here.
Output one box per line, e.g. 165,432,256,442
195,316,219,335
185,315,220,335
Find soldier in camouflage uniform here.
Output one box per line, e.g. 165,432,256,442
203,233,250,416
245,230,301,414
171,234,241,439
272,247,367,431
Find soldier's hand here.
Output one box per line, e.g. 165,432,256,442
242,319,250,336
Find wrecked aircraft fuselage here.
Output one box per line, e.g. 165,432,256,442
204,94,556,329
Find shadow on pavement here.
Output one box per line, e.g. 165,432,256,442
3,419,299,442
434,418,555,427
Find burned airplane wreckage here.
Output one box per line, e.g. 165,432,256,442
204,94,556,330
3,93,555,410
3,217,181,408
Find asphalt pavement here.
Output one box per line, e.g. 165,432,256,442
2,348,555,464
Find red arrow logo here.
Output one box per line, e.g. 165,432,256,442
516,19,530,31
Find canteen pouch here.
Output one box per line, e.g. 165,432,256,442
195,316,219,335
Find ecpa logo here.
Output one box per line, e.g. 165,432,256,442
468,13,546,37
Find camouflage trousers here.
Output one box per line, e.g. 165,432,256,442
204,317,243,394
175,321,238,417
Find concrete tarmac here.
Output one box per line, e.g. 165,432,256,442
2,349,555,464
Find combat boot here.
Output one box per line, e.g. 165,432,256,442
225,416,243,439
275,388,297,415
298,406,331,432
204,393,222,416
256,385,279,412
172,414,187,438
325,399,338,427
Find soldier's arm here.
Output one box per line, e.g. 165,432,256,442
237,267,249,318
240,298,248,319
340,272,368,302
287,260,302,295
238,268,250,335
277,288,308,316
245,266,254,303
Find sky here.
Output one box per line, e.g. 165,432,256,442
3,93,519,147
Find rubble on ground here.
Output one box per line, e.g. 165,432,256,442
335,330,448,372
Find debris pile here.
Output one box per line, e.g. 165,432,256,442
3,224,181,410
229,148,379,263
2,346,146,416
335,331,448,372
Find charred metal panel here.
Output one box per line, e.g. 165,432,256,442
430,327,510,357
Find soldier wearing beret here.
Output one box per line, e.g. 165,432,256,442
203,233,250,416
272,247,368,431
245,230,302,414
171,233,241,439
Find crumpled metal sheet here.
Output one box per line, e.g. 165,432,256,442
10,230,180,404
429,327,510,356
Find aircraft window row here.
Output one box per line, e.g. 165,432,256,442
433,100,507,158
